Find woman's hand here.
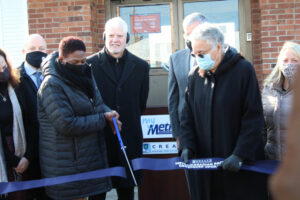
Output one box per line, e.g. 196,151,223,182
104,110,122,134
14,157,29,174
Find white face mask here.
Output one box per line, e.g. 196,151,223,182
280,63,298,79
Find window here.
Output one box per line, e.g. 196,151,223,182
0,0,29,67
119,4,173,68
184,0,240,51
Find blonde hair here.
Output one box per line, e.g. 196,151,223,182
264,41,300,87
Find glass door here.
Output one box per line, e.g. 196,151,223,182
183,0,240,51
118,4,174,68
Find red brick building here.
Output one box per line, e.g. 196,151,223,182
26,0,300,87
24,1,300,199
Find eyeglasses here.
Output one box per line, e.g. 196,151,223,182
191,53,204,58
191,47,215,58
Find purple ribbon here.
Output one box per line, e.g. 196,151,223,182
131,157,279,175
0,167,126,195
0,157,278,195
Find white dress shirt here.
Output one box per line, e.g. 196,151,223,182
24,62,43,88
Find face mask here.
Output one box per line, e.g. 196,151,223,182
26,51,47,68
64,62,89,74
196,53,216,71
280,63,298,79
0,67,10,82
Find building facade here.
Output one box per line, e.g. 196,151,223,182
0,0,298,199
24,0,300,107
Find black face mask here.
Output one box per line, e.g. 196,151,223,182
0,67,10,83
64,62,89,74
26,51,47,68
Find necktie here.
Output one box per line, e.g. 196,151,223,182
34,71,42,89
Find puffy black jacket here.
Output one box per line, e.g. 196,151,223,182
37,52,112,200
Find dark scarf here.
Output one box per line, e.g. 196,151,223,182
0,82,8,93
54,60,94,99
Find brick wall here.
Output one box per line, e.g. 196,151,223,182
27,0,105,55
251,0,263,85
27,0,300,84
251,0,300,85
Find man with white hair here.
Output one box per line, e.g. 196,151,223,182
179,24,268,200
168,12,207,200
15,33,49,199
87,17,149,200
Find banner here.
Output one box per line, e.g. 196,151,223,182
130,14,161,34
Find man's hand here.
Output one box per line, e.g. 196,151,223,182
181,148,193,164
104,110,122,134
219,154,243,172
14,157,29,174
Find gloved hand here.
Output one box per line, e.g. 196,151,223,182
219,154,243,172
180,148,193,164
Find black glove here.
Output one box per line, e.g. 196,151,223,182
181,148,193,164
219,154,243,172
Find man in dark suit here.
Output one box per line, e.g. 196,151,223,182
168,13,207,200
15,34,48,199
87,17,149,200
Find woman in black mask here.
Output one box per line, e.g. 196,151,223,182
0,49,32,199
37,36,122,200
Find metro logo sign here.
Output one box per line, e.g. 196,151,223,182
141,115,173,139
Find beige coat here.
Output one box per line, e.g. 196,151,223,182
262,84,293,160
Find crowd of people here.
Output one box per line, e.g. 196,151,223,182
0,12,299,200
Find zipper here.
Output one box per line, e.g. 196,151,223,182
90,98,96,112
72,138,77,161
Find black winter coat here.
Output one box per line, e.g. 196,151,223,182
87,49,149,188
38,52,112,200
14,64,40,179
180,48,268,200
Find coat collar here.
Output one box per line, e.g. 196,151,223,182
98,48,137,86
19,63,38,92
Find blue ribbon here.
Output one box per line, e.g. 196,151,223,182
0,157,278,195
131,157,279,175
0,167,126,195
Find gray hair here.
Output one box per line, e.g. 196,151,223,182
189,23,225,50
105,17,128,34
183,12,207,32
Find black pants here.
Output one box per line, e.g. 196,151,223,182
89,192,106,200
89,187,134,200
116,187,134,200
185,170,211,200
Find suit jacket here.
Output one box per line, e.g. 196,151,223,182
87,48,149,188
15,63,41,179
168,48,191,138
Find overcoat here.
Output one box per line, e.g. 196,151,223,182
180,48,268,200
87,49,149,188
15,64,40,175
